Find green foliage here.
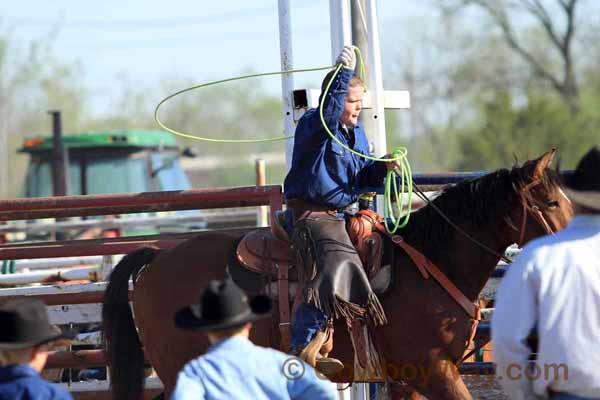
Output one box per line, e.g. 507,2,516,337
0,30,90,196
449,89,600,171
193,163,287,189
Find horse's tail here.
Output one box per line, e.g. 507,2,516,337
102,247,159,400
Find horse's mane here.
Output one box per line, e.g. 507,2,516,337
398,166,562,257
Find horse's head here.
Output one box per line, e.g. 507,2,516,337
508,149,574,246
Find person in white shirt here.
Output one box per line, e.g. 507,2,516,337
492,146,600,400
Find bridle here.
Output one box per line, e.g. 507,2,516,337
515,179,556,248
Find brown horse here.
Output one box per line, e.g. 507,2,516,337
102,150,573,400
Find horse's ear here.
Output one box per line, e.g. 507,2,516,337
532,148,556,178
512,153,519,168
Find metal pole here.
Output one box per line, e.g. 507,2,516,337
329,0,352,62
351,0,377,154
48,111,69,196
352,383,368,400
364,0,387,157
277,0,296,172
255,159,268,227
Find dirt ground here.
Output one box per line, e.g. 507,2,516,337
464,376,509,399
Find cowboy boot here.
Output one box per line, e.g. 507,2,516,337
299,323,344,376
319,321,334,356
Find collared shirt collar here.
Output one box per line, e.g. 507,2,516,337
340,122,359,130
0,364,38,383
206,335,251,354
568,214,600,229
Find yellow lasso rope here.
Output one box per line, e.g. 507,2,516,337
154,66,332,143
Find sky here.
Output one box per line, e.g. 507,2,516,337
0,1,434,114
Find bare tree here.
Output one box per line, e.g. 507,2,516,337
442,0,581,113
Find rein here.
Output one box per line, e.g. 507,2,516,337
411,183,513,264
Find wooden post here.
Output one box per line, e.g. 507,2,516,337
255,159,268,227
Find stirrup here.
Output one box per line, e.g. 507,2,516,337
316,357,344,376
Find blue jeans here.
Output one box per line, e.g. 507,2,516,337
290,303,327,352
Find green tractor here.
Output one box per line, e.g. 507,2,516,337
18,130,203,237
20,130,192,197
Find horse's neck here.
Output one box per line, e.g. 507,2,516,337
448,225,512,301
403,213,513,303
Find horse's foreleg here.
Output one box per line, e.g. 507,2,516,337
416,360,472,400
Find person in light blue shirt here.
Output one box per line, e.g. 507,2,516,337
171,279,337,400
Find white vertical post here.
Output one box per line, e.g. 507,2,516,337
352,383,369,400
329,0,352,62
337,383,351,400
365,0,387,156
278,0,296,171
332,3,370,398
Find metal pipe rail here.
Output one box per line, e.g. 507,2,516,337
0,282,123,305
47,349,118,369
0,229,251,260
0,185,283,221
0,266,99,286
6,256,104,271
388,170,574,192
0,210,259,234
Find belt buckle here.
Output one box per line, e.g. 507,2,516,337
340,202,359,216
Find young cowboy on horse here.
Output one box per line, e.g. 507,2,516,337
282,46,399,373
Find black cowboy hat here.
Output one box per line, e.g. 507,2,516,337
564,146,600,211
174,279,272,332
0,298,78,350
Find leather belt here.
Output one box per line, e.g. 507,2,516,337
285,198,358,215
285,199,335,212
285,199,358,220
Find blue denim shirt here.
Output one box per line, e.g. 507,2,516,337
283,68,387,209
171,336,337,400
0,365,73,400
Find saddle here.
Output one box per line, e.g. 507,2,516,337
236,209,388,284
